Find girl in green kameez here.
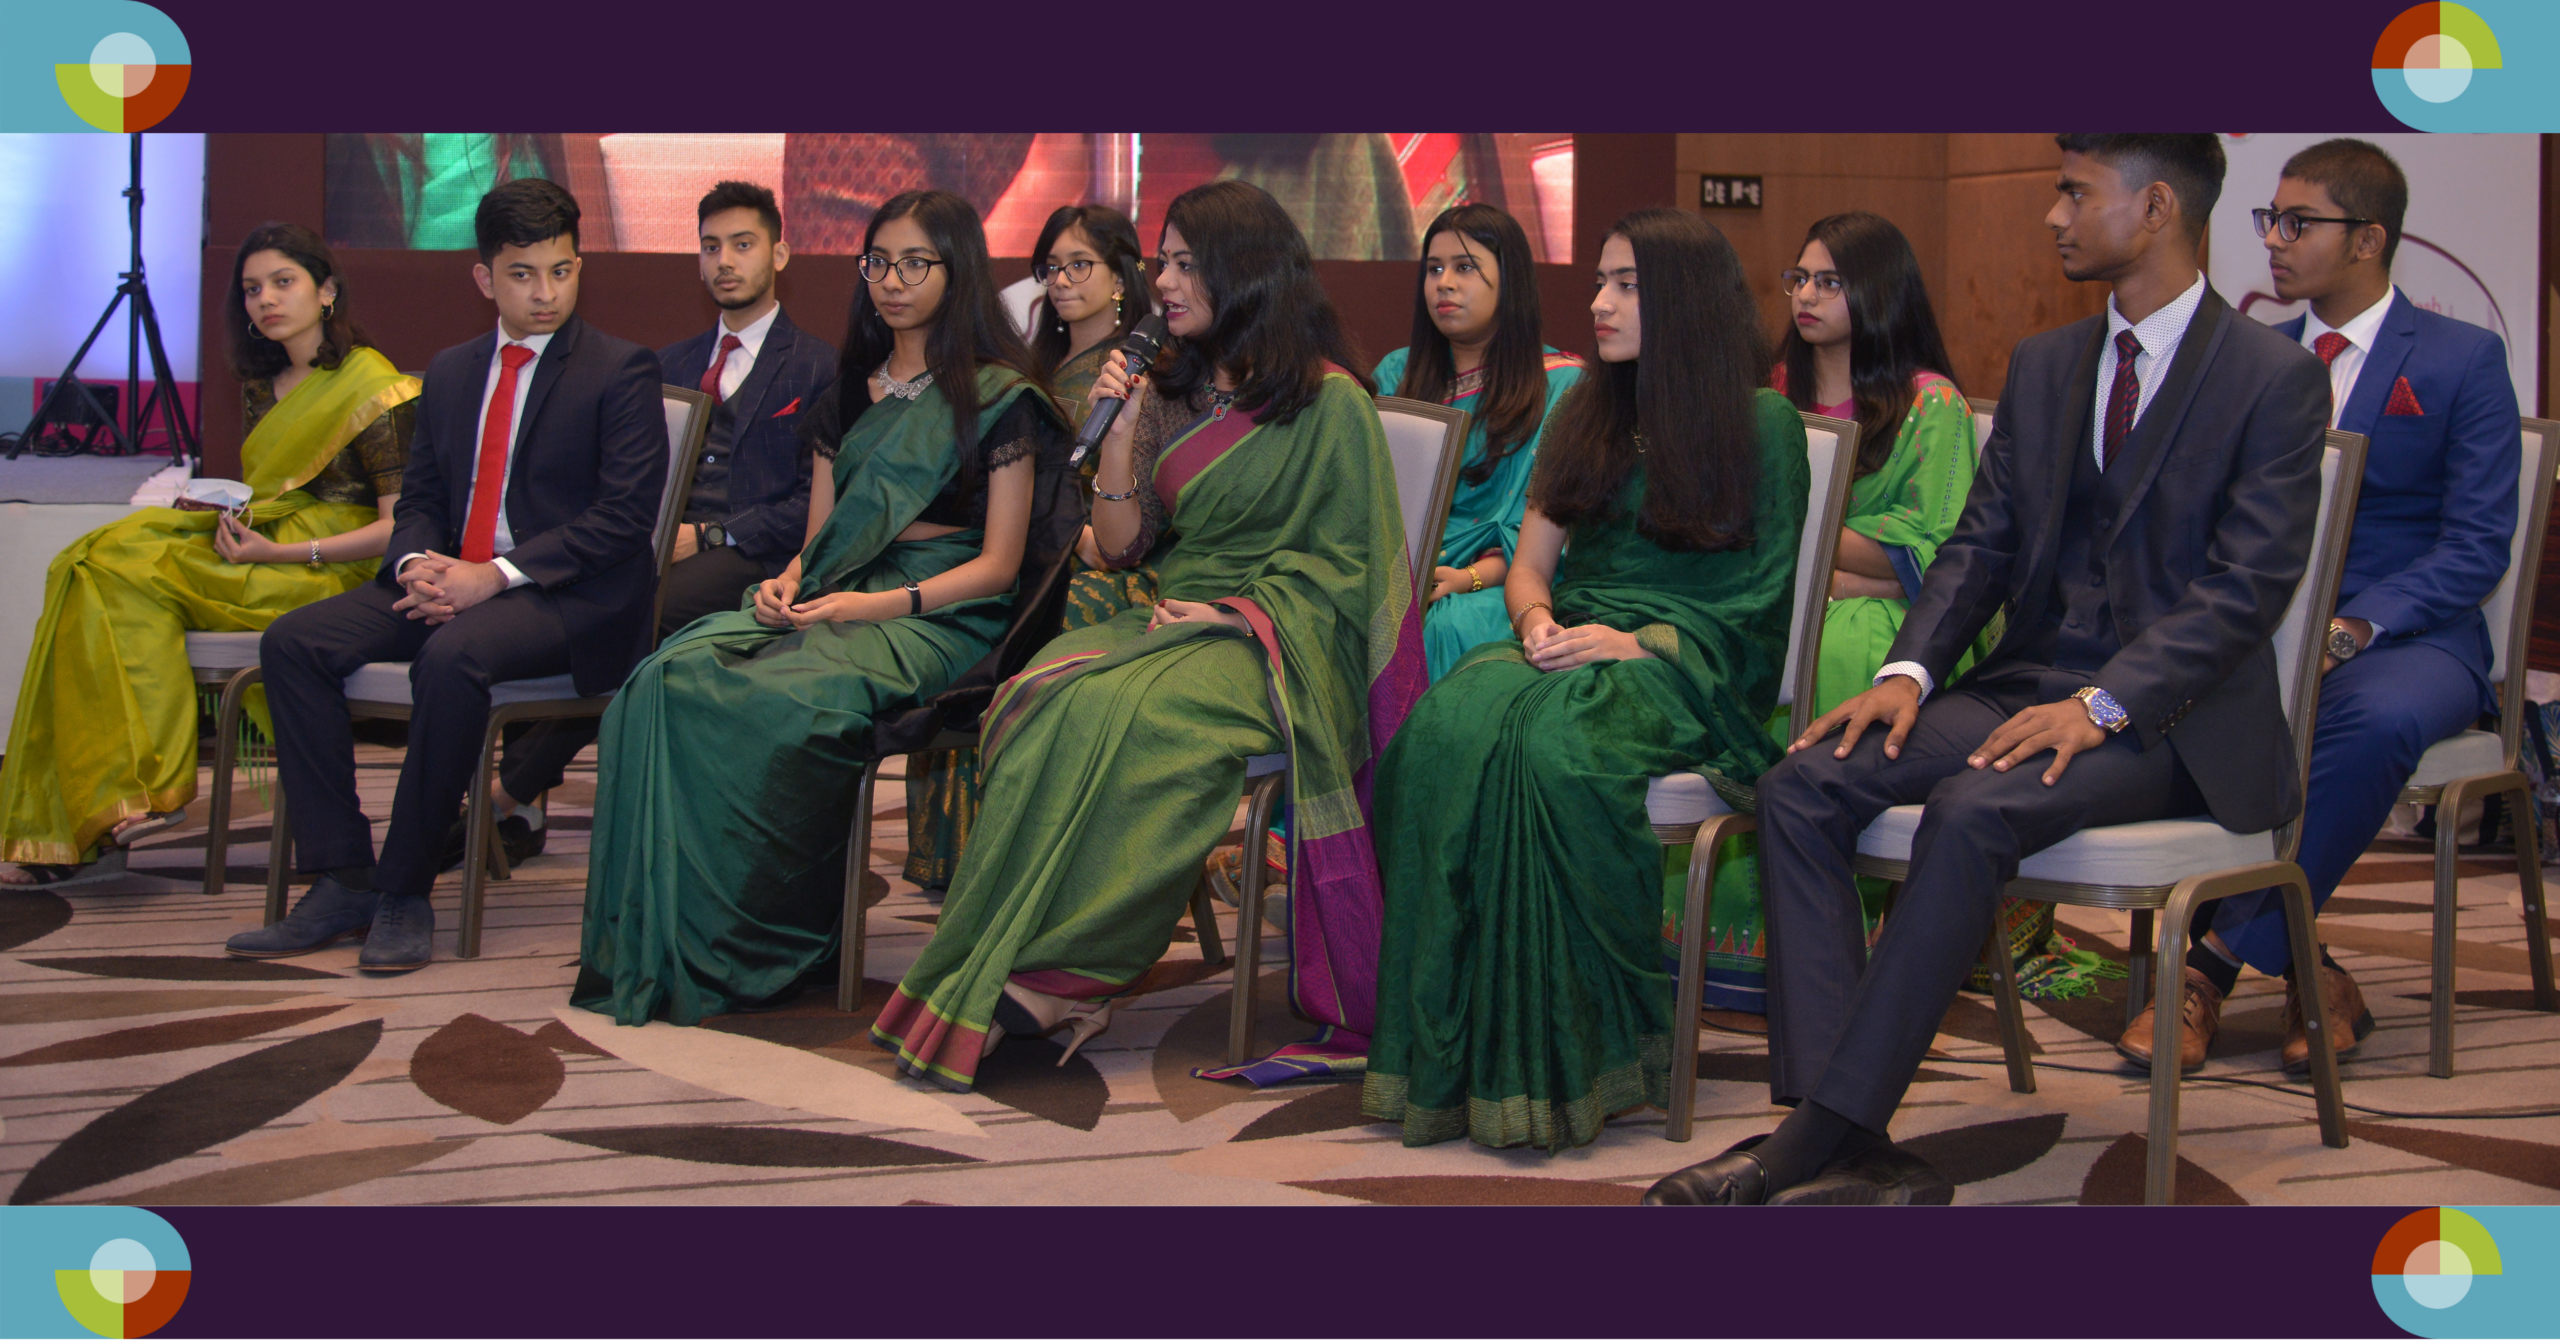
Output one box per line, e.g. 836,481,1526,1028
903,205,1152,890
574,190,1068,1026
2,225,414,886
1365,209,1808,1152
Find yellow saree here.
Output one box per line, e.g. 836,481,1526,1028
0,348,417,866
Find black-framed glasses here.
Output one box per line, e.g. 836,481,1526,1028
1780,268,1845,297
2251,208,2373,243
1034,258,1101,284
858,254,947,285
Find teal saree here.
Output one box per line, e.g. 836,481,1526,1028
573,368,1060,1026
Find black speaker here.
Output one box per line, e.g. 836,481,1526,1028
37,379,119,427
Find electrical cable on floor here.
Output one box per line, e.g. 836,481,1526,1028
1927,1053,2560,1120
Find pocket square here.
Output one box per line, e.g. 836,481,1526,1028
2384,376,2423,417
772,396,800,418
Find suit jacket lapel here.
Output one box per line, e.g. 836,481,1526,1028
449,331,499,523
2105,287,2228,519
511,315,580,498
2340,290,2416,434
2014,322,2106,631
726,311,792,427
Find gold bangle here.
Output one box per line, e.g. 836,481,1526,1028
1467,565,1484,593
1509,600,1551,636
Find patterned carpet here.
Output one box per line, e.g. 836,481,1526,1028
4,746,2558,1207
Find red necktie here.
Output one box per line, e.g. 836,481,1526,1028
2101,330,2142,470
700,333,743,404
2313,331,2350,366
462,343,535,564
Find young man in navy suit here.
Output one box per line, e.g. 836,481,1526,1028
477,181,837,854
2128,139,2522,1072
229,179,667,973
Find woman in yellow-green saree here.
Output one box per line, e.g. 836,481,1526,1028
1,224,415,885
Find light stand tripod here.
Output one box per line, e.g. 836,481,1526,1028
5,133,199,466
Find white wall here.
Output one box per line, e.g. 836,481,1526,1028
2209,133,2540,415
0,133,204,383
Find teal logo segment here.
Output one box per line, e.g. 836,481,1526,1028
0,2,190,133
2372,2,2560,128
2372,1206,2558,1337
0,1208,192,1339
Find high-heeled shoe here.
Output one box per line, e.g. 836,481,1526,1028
982,983,1117,1066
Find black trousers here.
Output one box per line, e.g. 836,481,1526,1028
1758,670,2205,1132
260,581,573,901
493,543,764,804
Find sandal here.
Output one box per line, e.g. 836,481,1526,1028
2,849,128,888
110,810,187,848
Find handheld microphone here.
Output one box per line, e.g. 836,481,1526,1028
1070,313,1168,466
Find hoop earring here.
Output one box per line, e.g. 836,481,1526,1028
321,301,335,323
246,320,266,341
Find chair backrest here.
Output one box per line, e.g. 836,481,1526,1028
2267,430,2369,856
1780,412,1862,738
2485,418,2560,764
654,385,712,575
1971,400,1997,452
1374,395,1470,595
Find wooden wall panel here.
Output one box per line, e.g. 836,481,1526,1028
1945,168,2107,399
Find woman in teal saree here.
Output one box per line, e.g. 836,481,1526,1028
1374,203,1585,681
575,190,1068,1025
873,181,1424,1092
1365,209,1808,1152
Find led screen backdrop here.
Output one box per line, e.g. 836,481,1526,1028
322,133,1575,263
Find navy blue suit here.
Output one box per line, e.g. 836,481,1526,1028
2212,289,2523,973
655,307,836,576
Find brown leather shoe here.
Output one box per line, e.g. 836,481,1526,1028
2116,966,2224,1073
2282,962,2376,1072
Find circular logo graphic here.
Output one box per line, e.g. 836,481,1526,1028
2373,3,2503,104
53,27,191,131
52,1236,191,1338
2373,1207,2504,1312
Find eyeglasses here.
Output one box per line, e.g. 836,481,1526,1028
2251,208,2373,243
1779,268,1845,297
858,254,947,285
1034,258,1101,284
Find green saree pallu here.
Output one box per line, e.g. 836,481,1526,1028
0,349,416,866
575,369,1057,1026
872,371,1426,1093
1375,346,1586,681
1363,390,1809,1151
1691,376,1993,1013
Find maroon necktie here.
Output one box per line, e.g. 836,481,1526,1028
700,333,743,403
2101,330,2142,470
2313,331,2350,366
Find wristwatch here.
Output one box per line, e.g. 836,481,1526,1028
699,523,727,549
2326,620,2364,663
2071,685,2130,734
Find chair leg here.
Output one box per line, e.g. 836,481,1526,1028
2125,908,2155,1032
1226,771,1284,1067
1192,875,1227,967
1668,813,1751,1143
202,668,257,898
2430,778,2469,1078
2145,881,2201,1205
2277,867,2350,1151
2516,777,2559,1014
456,718,502,960
264,779,292,925
1981,925,2037,1094
839,760,881,1013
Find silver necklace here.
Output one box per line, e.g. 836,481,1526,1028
874,365,935,401
1209,388,1239,422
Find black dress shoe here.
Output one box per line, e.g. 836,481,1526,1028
1641,1135,1773,1205
357,892,434,973
438,813,546,873
1770,1140,1956,1206
226,875,376,958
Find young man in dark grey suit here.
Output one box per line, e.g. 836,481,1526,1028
229,178,667,974
1648,135,2332,1206
474,180,838,859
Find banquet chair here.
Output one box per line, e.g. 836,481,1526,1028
2399,417,2559,1076
217,385,709,957
1848,429,2369,1203
1657,411,1860,1141
1220,395,1467,1063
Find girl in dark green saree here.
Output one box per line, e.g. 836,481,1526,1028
1365,209,1809,1151
874,181,1423,1093
575,190,1067,1026
904,204,1151,890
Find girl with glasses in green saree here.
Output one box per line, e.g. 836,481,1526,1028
1377,203,1585,682
1364,209,1809,1151
573,189,1071,1024
2,224,415,887
873,180,1423,1091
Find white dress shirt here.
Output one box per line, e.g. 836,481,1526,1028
707,302,779,403
396,321,552,588
2301,286,2396,430
1878,273,2209,703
